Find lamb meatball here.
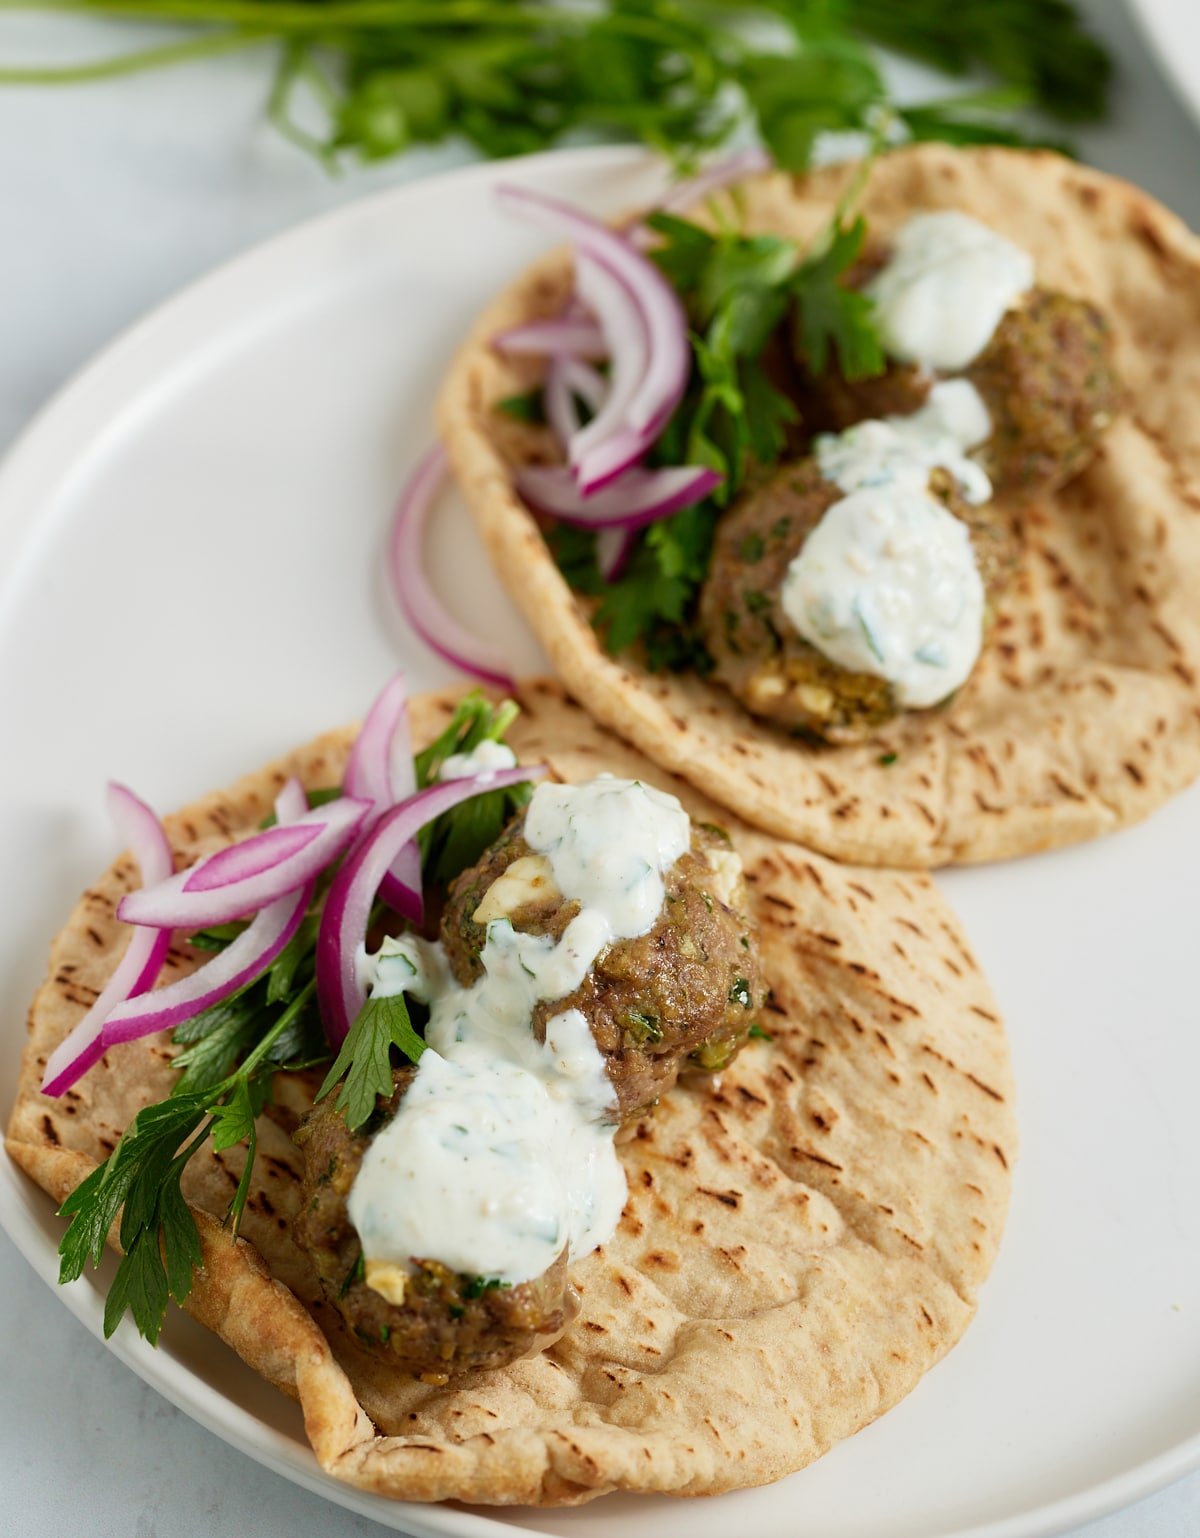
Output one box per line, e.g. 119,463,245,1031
698,460,1017,743
793,285,1118,496
293,1070,573,1382
440,811,763,1117
968,290,1119,493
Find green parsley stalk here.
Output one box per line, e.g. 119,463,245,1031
0,1,1110,170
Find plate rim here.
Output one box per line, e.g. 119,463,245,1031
1,138,1198,1538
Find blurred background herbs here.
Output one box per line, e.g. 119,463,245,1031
0,0,1112,171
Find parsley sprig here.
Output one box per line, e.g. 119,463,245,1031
56,692,526,1344
0,2,1109,169
58,976,321,1342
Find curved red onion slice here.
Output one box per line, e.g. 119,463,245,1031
562,360,607,416
544,358,610,449
596,527,637,581
544,357,581,448
317,765,544,1048
570,252,649,478
344,674,422,922
628,150,774,250
496,184,688,492
275,777,308,822
117,795,370,930
389,446,516,694
344,673,410,810
659,147,773,215
40,783,174,1097
516,463,720,530
493,316,607,360
184,823,321,891
101,779,314,1047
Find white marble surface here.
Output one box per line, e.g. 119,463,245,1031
1,0,1198,1533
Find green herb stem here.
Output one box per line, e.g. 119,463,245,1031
0,28,261,84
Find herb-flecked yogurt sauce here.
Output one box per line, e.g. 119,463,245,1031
781,213,1036,707
866,209,1035,373
815,379,993,506
347,776,693,1288
437,740,517,781
782,483,986,708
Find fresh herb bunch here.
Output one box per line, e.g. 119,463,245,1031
0,1,1110,170
547,197,883,670
57,691,528,1344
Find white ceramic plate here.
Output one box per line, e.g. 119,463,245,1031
1126,0,1200,129
1,144,1198,1538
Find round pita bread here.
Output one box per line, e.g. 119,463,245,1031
437,146,1200,867
6,681,1015,1505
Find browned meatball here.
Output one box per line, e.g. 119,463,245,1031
969,290,1119,493
293,1071,573,1383
792,284,1119,496
698,460,1017,743
441,811,763,1116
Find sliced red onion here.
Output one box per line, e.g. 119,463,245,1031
184,823,321,892
516,463,721,530
40,783,174,1098
344,673,410,810
544,358,610,449
658,147,772,216
544,357,581,448
275,777,308,823
344,673,422,922
570,252,650,482
317,766,544,1047
496,184,689,493
561,360,607,416
596,527,637,581
389,445,516,694
493,316,608,361
101,779,314,1047
537,371,647,582
117,795,370,930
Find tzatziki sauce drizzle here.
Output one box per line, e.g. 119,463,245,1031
867,210,1035,373
815,379,993,506
782,483,986,708
348,776,692,1289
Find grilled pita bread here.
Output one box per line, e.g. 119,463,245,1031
7,680,1014,1504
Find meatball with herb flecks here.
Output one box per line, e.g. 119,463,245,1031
293,1069,574,1383
791,229,1118,495
440,808,763,1115
698,460,1017,743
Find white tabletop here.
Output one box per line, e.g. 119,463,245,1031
2,0,1199,1533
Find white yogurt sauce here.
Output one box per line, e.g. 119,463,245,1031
438,740,518,781
348,776,694,1287
815,379,993,505
782,484,985,708
867,211,1035,372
